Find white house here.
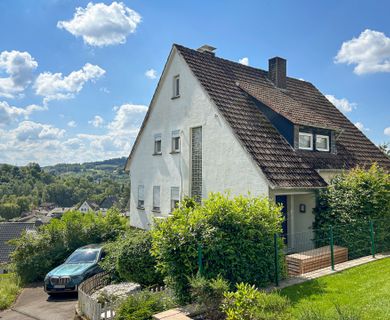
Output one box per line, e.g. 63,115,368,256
125,44,390,245
78,201,99,213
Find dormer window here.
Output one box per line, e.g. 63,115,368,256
173,75,180,98
299,132,313,150
316,135,330,152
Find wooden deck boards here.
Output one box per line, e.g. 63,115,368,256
286,245,348,275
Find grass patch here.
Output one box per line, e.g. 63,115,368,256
281,258,390,319
0,273,21,310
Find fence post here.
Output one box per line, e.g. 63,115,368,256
329,226,335,271
370,220,376,258
274,233,280,287
197,243,203,275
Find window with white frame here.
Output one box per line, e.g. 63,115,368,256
299,132,313,150
316,134,330,151
173,75,180,98
171,187,180,211
171,130,180,153
154,134,162,155
153,186,160,212
137,185,144,209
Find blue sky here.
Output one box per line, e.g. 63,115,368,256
0,0,389,165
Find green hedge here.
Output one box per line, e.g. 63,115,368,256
100,229,163,287
151,193,284,303
10,209,127,283
313,165,390,258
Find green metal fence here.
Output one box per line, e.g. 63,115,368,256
196,218,390,288
273,218,390,286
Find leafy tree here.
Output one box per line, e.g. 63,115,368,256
151,193,284,303
313,164,390,257
10,209,127,283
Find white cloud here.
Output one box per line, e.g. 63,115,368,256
11,121,65,141
67,120,77,127
0,101,46,126
325,94,356,113
57,2,141,47
355,121,369,132
238,57,249,66
0,50,38,98
100,87,110,94
335,29,390,75
0,102,148,166
89,115,104,127
108,103,147,132
34,63,105,104
145,68,157,79
384,127,390,136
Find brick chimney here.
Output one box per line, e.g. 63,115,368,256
268,57,287,89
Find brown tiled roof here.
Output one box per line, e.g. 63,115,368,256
175,44,390,188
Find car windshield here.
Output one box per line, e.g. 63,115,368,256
65,249,99,264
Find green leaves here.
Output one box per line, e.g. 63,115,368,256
10,208,127,283
221,283,291,320
150,193,284,303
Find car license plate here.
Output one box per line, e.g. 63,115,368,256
54,285,65,289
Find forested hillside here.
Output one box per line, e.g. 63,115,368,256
0,158,129,220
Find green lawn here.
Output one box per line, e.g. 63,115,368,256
281,258,390,319
0,273,21,310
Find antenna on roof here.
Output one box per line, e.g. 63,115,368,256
197,45,216,56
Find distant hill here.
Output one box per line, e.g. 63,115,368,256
43,157,128,183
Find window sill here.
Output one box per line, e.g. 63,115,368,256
152,209,161,213
316,148,330,152
137,207,145,210
171,95,180,100
170,151,181,154
152,153,162,156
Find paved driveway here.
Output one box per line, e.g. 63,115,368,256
0,283,77,320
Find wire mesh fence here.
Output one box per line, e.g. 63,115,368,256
196,218,390,287
277,218,390,285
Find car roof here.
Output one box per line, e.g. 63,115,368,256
77,244,103,250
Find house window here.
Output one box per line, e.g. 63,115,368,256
173,75,180,98
171,187,180,211
171,130,180,153
299,132,313,150
153,186,160,212
154,134,162,155
137,185,144,209
316,135,330,152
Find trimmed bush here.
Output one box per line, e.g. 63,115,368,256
190,275,229,320
222,283,291,320
10,209,127,283
115,290,177,320
151,193,284,303
101,229,163,286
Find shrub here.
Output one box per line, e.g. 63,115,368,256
221,283,291,320
101,229,163,286
313,164,390,257
115,290,177,320
151,193,284,303
0,273,21,310
190,275,229,319
10,209,127,283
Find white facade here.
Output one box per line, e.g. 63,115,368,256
79,201,95,213
127,48,270,229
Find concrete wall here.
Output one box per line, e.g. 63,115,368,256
128,48,270,229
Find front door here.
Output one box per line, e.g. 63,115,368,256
275,195,288,242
